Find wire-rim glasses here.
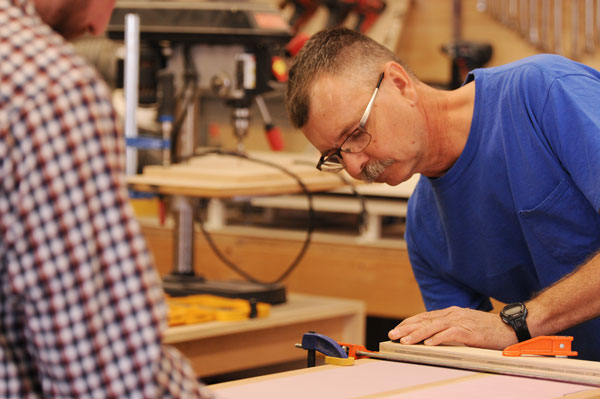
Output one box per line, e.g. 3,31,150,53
316,72,384,173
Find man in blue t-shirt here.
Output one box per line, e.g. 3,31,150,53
286,27,600,360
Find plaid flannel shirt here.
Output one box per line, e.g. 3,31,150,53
0,0,214,397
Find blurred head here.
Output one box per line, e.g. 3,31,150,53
34,0,116,40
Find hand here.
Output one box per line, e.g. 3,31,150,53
388,306,517,350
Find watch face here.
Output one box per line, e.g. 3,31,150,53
501,303,531,342
504,305,522,316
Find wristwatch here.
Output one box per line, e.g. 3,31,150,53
500,302,532,342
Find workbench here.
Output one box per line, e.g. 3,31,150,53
164,293,365,377
209,357,600,398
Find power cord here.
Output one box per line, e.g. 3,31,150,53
190,149,315,285
335,174,369,236
291,159,369,235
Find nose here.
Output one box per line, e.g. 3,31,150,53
341,152,369,179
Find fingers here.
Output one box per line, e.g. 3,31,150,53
390,317,448,345
422,327,468,346
388,307,465,345
388,314,426,342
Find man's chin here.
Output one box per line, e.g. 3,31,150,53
53,20,89,40
360,160,394,183
62,29,88,40
360,170,386,184
383,172,415,186
372,167,415,186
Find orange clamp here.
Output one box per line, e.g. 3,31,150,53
338,342,377,359
502,336,578,357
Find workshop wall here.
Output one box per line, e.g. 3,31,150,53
246,0,600,153
397,0,600,86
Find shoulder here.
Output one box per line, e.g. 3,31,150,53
474,54,598,87
0,19,114,139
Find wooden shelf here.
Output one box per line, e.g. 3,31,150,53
164,293,364,377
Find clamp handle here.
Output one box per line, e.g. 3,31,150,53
502,336,578,357
301,331,347,367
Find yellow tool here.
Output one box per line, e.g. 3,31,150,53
166,294,270,326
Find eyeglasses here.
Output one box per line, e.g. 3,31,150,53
316,72,384,173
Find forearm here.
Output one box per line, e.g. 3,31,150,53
527,251,600,337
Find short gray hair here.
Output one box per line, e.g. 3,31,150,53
285,27,408,128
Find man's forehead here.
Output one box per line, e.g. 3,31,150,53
307,79,345,125
308,74,339,105
308,72,366,115
304,75,362,152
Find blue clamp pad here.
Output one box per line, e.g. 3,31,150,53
301,332,348,358
126,137,171,150
128,190,156,199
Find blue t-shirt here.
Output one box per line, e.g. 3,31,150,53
406,54,600,360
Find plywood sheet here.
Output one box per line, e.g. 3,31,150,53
211,359,600,399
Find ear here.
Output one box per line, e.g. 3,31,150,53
384,61,418,106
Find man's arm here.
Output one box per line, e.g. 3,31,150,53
389,251,600,349
527,250,600,336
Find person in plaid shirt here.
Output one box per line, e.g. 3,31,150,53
0,0,214,397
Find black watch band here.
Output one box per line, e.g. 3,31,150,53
500,302,532,342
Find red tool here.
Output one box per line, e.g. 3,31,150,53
285,32,310,58
502,336,578,357
350,0,387,34
323,0,387,34
255,95,284,151
280,0,320,34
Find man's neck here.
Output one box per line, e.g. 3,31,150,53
419,81,476,178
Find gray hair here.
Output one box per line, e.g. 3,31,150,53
285,27,409,129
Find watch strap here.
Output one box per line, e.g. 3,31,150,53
501,302,532,343
511,317,531,342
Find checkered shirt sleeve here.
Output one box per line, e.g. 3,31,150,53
0,1,214,397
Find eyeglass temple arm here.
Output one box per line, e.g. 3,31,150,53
359,73,384,127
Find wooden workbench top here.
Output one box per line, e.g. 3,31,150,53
128,151,353,198
209,357,600,398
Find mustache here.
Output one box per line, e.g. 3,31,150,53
360,159,394,182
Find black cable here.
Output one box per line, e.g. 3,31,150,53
191,149,315,285
334,174,369,236
290,159,369,235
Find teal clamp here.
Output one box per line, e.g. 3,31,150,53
301,331,347,367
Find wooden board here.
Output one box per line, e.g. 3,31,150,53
127,151,351,197
379,341,600,386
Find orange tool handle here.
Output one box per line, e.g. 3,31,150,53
502,336,578,357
